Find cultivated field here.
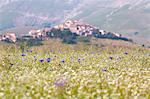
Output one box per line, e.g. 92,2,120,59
0,39,150,99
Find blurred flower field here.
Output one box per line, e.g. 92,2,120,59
0,39,150,99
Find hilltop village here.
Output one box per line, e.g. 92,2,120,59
0,20,131,44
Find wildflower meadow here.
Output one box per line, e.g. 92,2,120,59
0,39,150,98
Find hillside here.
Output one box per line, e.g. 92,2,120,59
0,0,149,45
69,0,150,44
0,0,81,30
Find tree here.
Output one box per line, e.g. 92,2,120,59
50,28,62,38
61,29,77,44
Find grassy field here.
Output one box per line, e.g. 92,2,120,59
0,39,150,98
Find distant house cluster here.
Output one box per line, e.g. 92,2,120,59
0,32,17,43
54,20,122,38
0,20,131,43
28,29,46,39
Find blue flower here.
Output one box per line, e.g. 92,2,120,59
78,58,81,63
61,60,65,63
109,56,113,60
21,53,26,57
102,68,107,72
47,58,51,63
30,50,33,53
124,52,128,55
40,59,44,63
